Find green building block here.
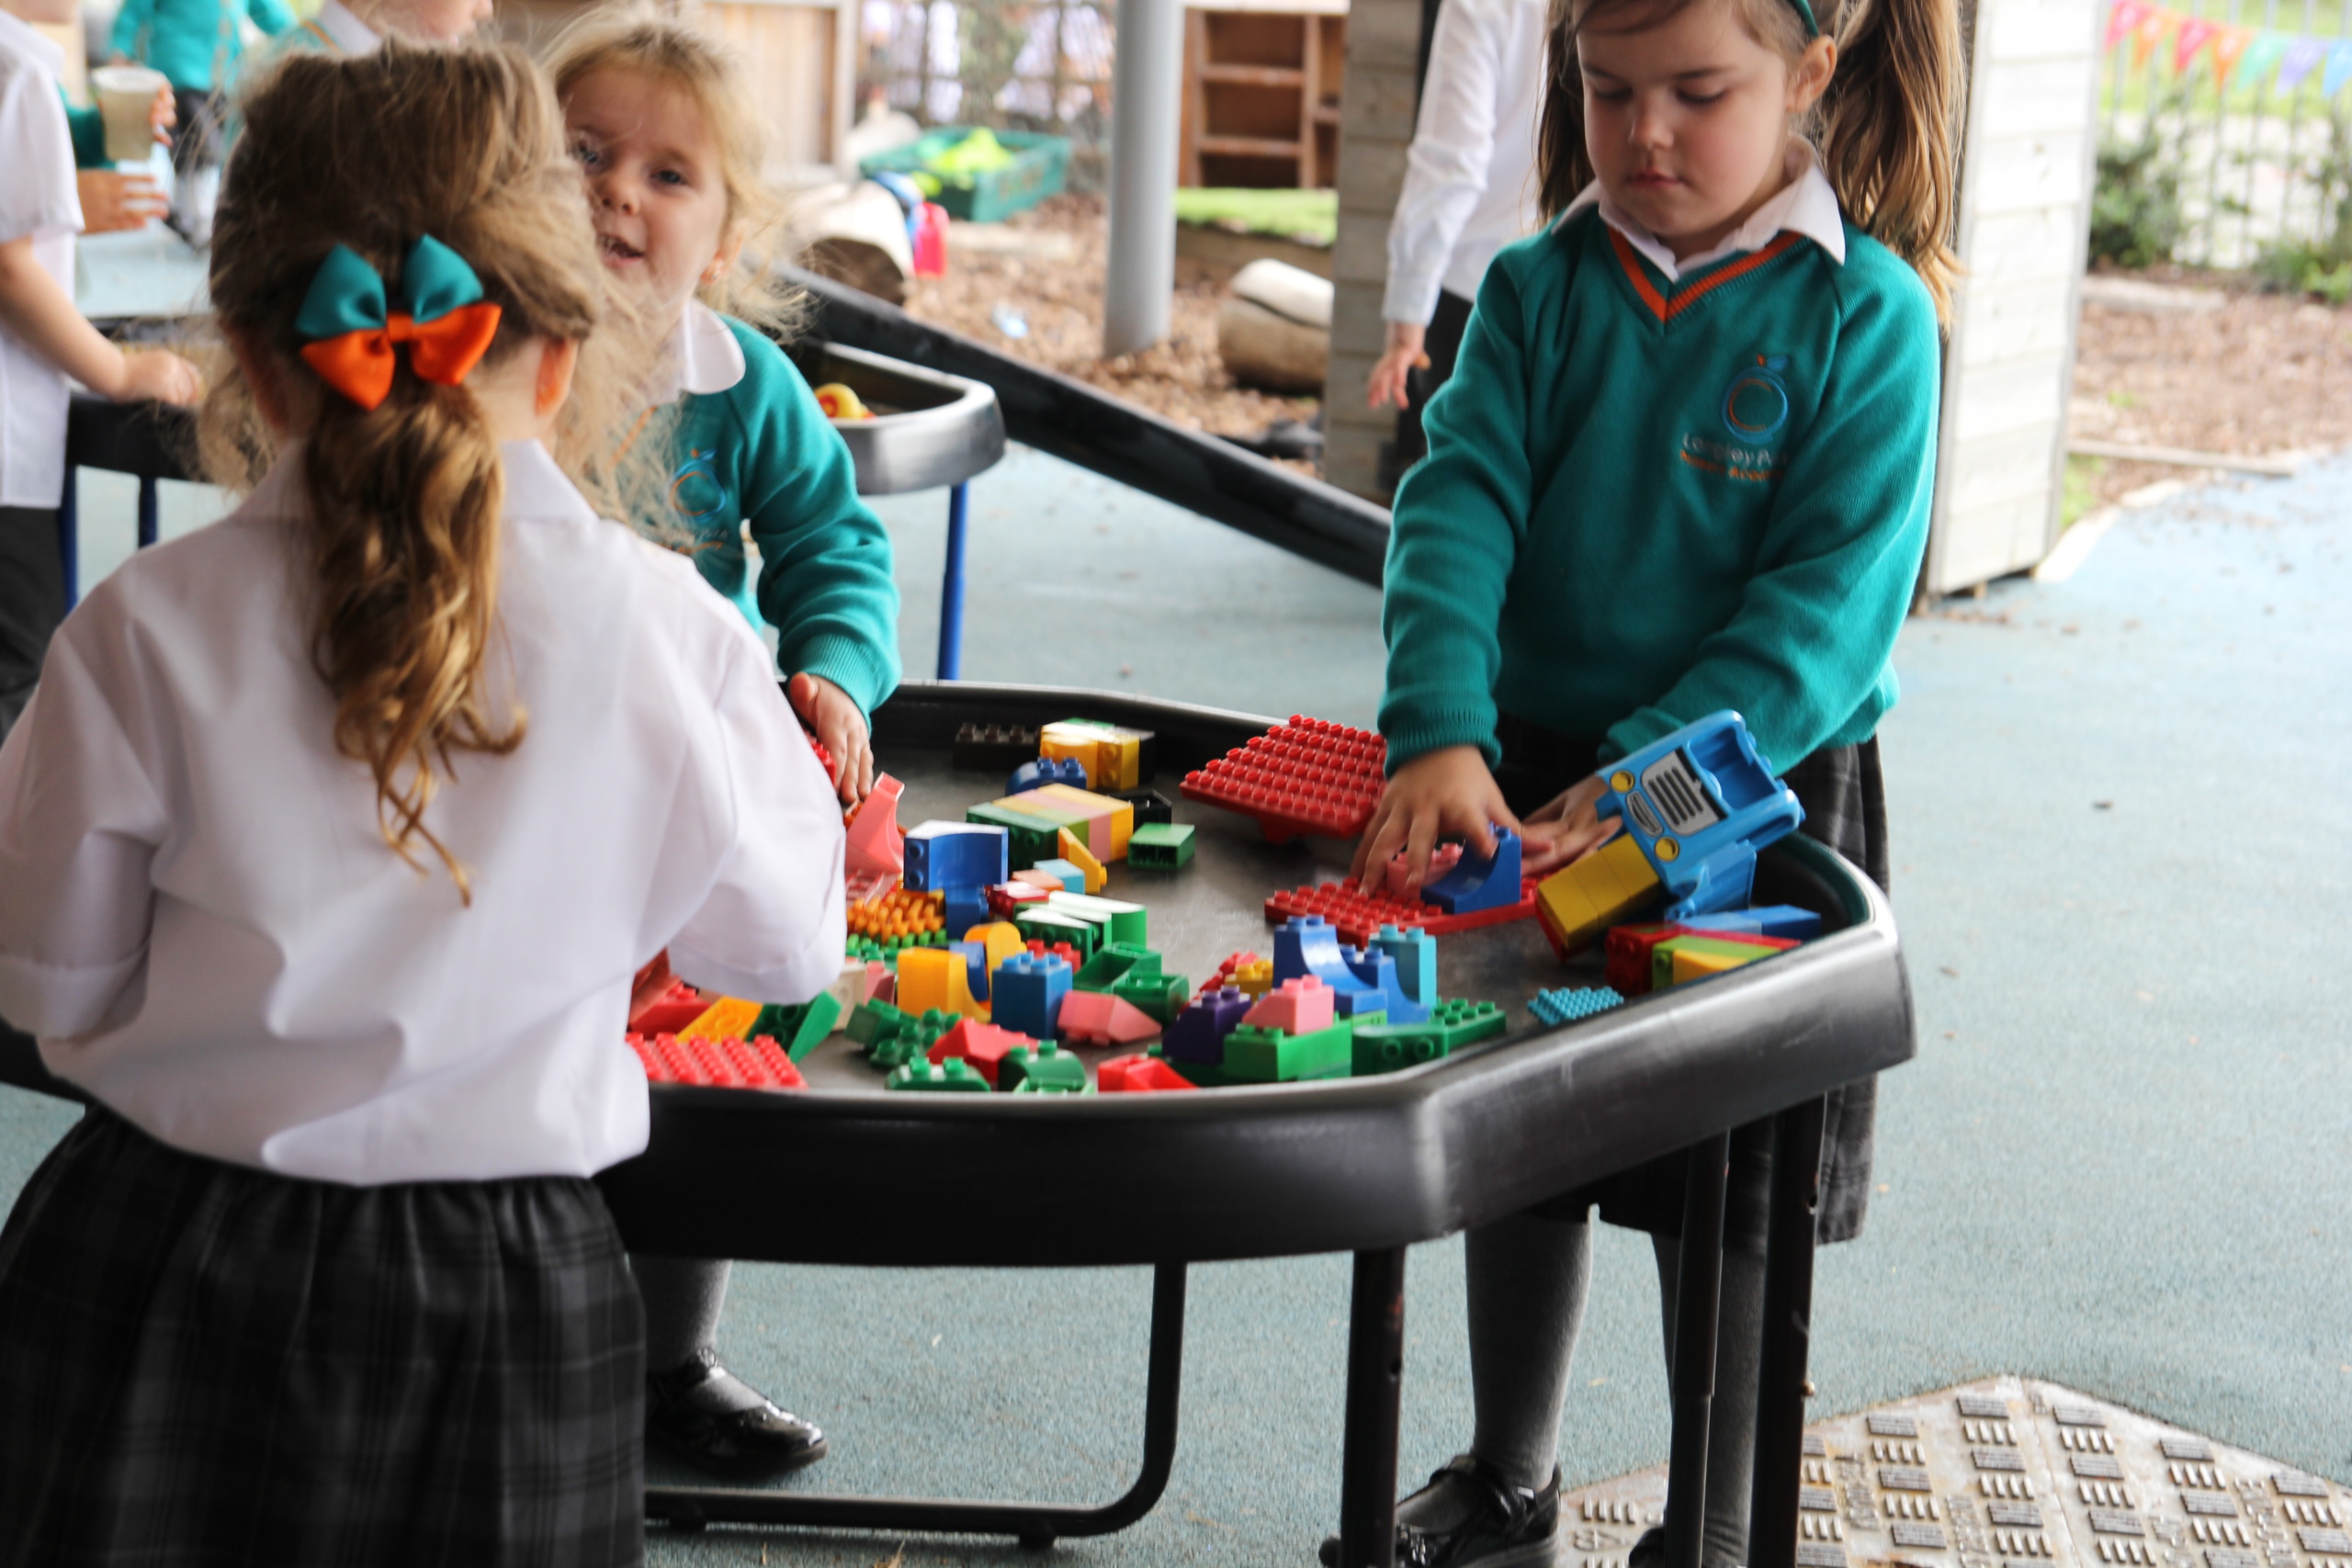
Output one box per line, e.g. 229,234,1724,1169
1223,1020,1354,1082
1073,942,1154,991
886,1057,993,1092
1110,967,1190,1023
868,1009,958,1068
1001,1041,1090,1094
1353,1028,1452,1077
1351,999,1510,1073
748,991,843,1063
1046,892,1148,948
844,999,907,1048
1126,822,1194,869
1016,907,1100,960
965,804,1062,867
1650,935,1777,989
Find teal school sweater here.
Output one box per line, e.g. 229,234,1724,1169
109,0,295,94
1380,208,1940,776
669,315,901,717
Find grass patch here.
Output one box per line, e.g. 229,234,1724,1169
2062,455,2108,529
1172,186,1337,244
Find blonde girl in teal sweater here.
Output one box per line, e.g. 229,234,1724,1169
1338,0,1955,1556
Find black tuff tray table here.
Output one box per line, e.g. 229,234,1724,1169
0,682,1913,1568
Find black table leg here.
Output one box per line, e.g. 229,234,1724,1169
645,1262,1186,1545
1747,1096,1828,1568
1337,1246,1408,1568
1662,1131,1731,1568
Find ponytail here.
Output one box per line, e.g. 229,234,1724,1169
1533,0,1962,322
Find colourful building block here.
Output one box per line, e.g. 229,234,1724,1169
990,952,1072,1041
1047,891,1148,948
887,1057,993,1092
843,773,905,878
964,803,1062,867
1008,756,1088,795
1001,1039,1088,1093
1111,964,1190,1024
1241,976,1336,1034
1015,905,1099,959
1529,987,1627,1028
986,880,1054,919
1198,951,1262,998
1029,860,1087,895
1351,1026,1453,1077
679,995,763,1043
1421,829,1523,916
1013,866,1071,892
1126,821,1194,869
1352,998,1510,1066
1263,876,1542,949
966,920,1028,975
1055,829,1107,894
1179,716,1385,842
897,945,989,1020
1370,925,1436,1006
1593,713,1804,919
845,998,906,1047
1040,717,1151,792
1224,1020,1354,1082
1073,942,1153,992
846,885,945,944
1162,986,1251,1063
928,1019,1034,1085
1113,789,1174,827
1098,1054,1197,1092
1654,934,1795,989
1035,783,1135,860
629,977,709,1037
1056,989,1162,1047
903,821,1010,893
865,1008,959,1068
629,1032,807,1091
1534,834,1663,958
953,722,1038,772
993,790,1094,845
747,991,844,1063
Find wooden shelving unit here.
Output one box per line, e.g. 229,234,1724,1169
1180,0,1347,189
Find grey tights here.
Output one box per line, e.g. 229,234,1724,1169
632,1255,732,1372
1454,1213,1766,1568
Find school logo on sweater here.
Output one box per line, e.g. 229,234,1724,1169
670,447,726,523
1679,354,1790,483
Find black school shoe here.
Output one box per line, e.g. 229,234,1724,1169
646,1349,829,1477
1317,1453,1560,1568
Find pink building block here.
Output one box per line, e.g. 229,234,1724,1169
1240,976,1334,1035
1057,989,1163,1047
844,773,906,878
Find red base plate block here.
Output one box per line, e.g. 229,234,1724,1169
628,1032,807,1091
1180,716,1386,842
1263,877,1543,948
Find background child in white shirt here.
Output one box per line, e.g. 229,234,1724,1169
0,41,842,1564
0,0,199,744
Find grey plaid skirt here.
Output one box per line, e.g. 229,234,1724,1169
0,1108,645,1567
1494,715,1894,1247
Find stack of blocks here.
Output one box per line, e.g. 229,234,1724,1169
902,821,1011,936
1533,834,1662,957
1223,976,1353,1081
1039,718,1151,792
1272,915,1431,1026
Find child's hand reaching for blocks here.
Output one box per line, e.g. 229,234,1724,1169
1349,744,1521,897
786,671,872,805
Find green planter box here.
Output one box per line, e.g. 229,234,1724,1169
859,127,1071,224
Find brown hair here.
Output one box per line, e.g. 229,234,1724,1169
545,6,805,337
1533,0,1962,321
204,41,639,900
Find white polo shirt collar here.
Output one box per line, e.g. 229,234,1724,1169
1566,140,1847,283
647,302,748,407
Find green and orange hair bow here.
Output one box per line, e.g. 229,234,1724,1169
295,237,503,412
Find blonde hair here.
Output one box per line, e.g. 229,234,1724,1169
203,41,646,900
1534,0,1962,321
545,6,804,337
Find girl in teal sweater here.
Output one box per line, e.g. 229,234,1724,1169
550,12,900,1485
1341,0,1953,1556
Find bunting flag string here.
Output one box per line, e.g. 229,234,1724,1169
2108,0,2352,97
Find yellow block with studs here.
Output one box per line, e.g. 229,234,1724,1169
678,995,763,1043
1533,834,1661,956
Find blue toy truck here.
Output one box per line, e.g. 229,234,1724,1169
1597,712,1804,919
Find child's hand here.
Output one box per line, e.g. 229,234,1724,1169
1366,321,1430,412
1348,744,1520,896
786,671,872,805
1518,773,1620,876
111,348,202,406
75,170,168,234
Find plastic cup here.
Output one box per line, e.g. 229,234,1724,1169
89,66,169,164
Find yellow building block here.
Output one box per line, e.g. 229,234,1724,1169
678,995,763,1042
965,920,1027,975
1670,945,1762,986
1041,719,1145,792
897,945,989,1020
1233,958,1274,998
1035,783,1134,859
1056,828,1107,894
1534,834,1661,955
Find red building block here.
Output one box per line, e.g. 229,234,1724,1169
1098,1054,1198,1093
629,977,710,1037
1240,976,1335,1034
1024,937,1082,968
1057,990,1163,1047
1180,716,1387,842
844,773,906,878
628,1032,806,1091
927,1018,1035,1086
1198,950,1264,998
988,880,1055,919
1263,876,1543,949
